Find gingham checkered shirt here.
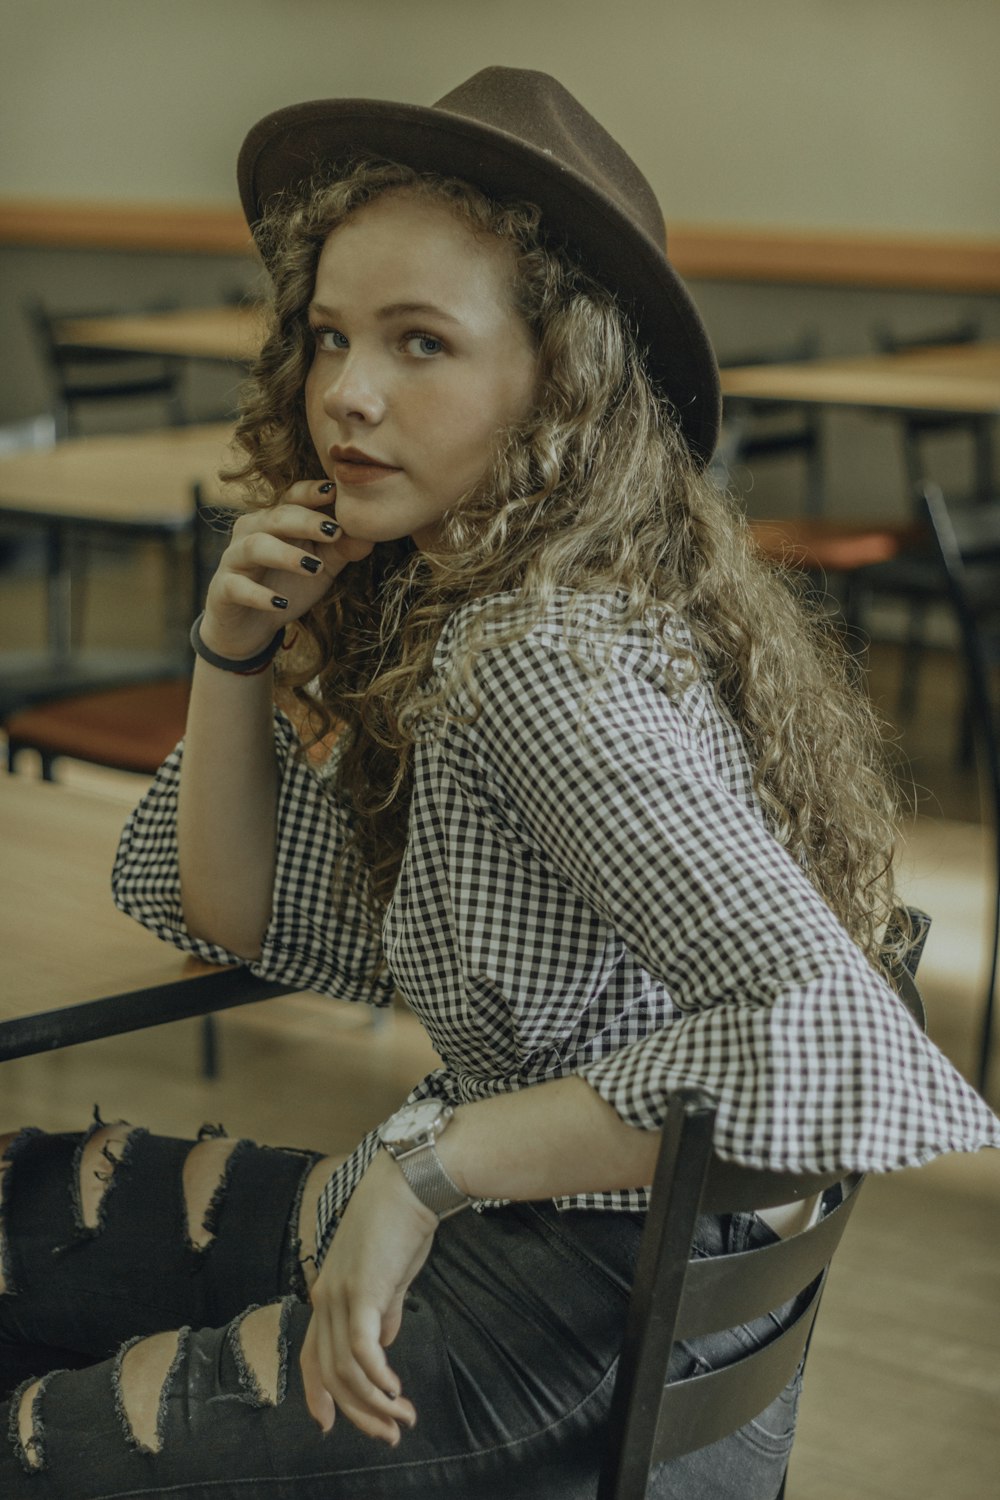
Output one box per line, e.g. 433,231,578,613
113,591,1000,1260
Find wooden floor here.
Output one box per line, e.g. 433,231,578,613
2,549,999,1497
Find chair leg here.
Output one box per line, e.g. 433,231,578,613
897,599,928,720
200,1013,220,1080
978,872,1000,1097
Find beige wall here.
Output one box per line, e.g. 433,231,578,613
3,0,999,234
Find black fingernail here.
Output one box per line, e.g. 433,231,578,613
318,482,334,494
272,595,289,609
300,555,322,573
320,520,338,536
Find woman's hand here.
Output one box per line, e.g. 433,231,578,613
300,1150,435,1445
201,479,374,661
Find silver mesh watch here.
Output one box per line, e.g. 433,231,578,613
377,1099,471,1220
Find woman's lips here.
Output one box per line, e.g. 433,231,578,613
331,457,401,486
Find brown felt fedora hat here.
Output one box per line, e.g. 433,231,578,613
238,66,720,465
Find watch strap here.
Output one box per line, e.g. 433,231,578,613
392,1143,470,1219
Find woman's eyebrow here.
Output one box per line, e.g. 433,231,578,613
308,299,462,325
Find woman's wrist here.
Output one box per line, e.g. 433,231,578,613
190,612,286,676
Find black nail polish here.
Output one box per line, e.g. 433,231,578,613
300,555,322,573
320,520,338,537
318,481,334,494
272,595,289,609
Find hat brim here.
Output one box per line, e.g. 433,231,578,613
238,99,720,465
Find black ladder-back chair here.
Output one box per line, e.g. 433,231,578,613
923,479,1000,1096
598,908,929,1500
855,321,997,718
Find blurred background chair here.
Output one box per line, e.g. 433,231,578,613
849,321,997,718
715,332,826,515
8,301,195,694
873,320,994,504
2,481,228,1074
718,335,922,655
923,481,1000,1096
26,299,187,439
3,482,224,776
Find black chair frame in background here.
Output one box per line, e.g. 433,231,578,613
717,332,826,517
598,908,929,1499
4,484,231,1078
26,299,187,439
853,320,997,718
923,480,1000,1096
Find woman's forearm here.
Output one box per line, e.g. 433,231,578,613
435,1076,660,1202
177,656,279,958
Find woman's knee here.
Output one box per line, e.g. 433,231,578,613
77,1124,142,1230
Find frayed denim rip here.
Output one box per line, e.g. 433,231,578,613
0,1115,803,1498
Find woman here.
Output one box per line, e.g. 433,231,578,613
1,67,997,1498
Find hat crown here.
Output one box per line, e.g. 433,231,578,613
236,68,719,463
434,67,666,251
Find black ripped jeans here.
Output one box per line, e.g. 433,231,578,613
0,1118,801,1499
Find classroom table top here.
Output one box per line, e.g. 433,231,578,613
56,309,1000,417
720,339,1000,414
56,305,265,364
0,775,289,1060
0,422,238,527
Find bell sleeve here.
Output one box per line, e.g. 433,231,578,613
111,711,393,1007
457,626,1000,1173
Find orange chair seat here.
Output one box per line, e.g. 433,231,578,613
5,678,190,774
749,518,923,573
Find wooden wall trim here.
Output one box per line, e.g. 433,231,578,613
0,200,253,256
668,222,1000,292
1,198,998,291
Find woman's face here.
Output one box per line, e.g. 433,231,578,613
304,190,538,549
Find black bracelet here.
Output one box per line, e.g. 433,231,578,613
189,612,286,676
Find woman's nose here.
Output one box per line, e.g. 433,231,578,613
321,355,386,424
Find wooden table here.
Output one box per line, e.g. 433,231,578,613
0,422,238,663
0,775,289,1061
720,340,1000,416
58,313,1000,421
722,339,1000,515
56,306,265,365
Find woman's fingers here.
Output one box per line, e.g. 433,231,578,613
282,478,339,514
199,478,374,658
300,1315,336,1432
301,1298,416,1445
226,528,332,579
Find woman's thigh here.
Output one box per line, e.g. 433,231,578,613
0,1113,330,1362
0,1196,640,1499
0,1124,801,1499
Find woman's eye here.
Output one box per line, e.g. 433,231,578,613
313,327,348,352
405,333,444,357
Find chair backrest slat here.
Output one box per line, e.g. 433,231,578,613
597,906,929,1499
676,1174,862,1340
652,1277,825,1467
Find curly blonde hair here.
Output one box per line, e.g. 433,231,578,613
223,157,904,969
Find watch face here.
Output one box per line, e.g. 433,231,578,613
381,1099,448,1149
